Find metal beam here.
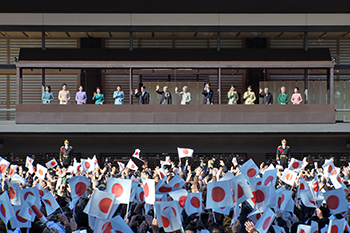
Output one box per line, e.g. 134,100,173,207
217,32,220,51
16,67,22,105
330,67,334,105
304,69,308,104
129,32,133,51
129,67,133,105
218,67,221,104
42,31,45,51
304,31,308,51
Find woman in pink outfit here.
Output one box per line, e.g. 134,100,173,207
291,87,303,105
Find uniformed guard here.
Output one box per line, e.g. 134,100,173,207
59,139,73,168
276,139,290,169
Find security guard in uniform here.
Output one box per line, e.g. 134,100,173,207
276,139,290,169
59,139,73,168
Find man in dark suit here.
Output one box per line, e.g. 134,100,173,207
276,139,291,169
59,139,73,168
259,87,273,105
135,86,150,104
156,85,172,104
202,83,214,105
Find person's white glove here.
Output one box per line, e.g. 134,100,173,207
277,160,280,165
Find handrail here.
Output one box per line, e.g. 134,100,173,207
335,109,350,112
0,109,15,112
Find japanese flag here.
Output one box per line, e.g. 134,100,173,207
322,159,337,177
232,157,238,167
328,218,346,233
273,225,286,233
206,180,234,209
92,155,99,169
288,158,303,172
230,174,253,205
72,158,81,174
156,179,180,194
249,178,268,211
300,190,317,208
239,159,259,181
165,156,171,165
302,157,309,169
213,206,231,215
177,147,194,159
7,181,21,206
143,179,155,205
10,204,32,229
298,177,310,194
20,186,41,209
308,177,320,196
276,189,293,211
126,159,138,171
25,156,34,168
248,210,263,224
35,164,47,180
132,149,141,159
321,225,329,233
118,162,125,171
42,191,60,216
168,175,185,189
262,169,277,187
323,188,348,215
254,208,276,233
168,189,188,209
311,221,319,233
0,158,10,178
68,175,90,201
111,215,133,233
330,174,343,189
8,165,17,179
86,190,116,219
158,168,168,180
0,191,15,224
185,192,202,215
106,178,132,204
280,169,298,186
136,187,145,203
297,224,311,233
81,158,93,172
11,174,26,187
45,158,58,169
155,201,182,232
37,183,47,197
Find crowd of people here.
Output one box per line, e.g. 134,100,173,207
42,83,304,106
0,139,349,233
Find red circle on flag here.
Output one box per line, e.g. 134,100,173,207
292,162,299,169
278,194,285,208
328,165,333,173
139,191,144,202
131,163,136,169
0,164,7,174
1,204,6,218
300,183,305,190
247,168,257,178
183,149,189,155
39,190,44,197
24,191,34,200
163,207,177,217
286,174,293,181
44,199,52,206
29,208,32,215
256,213,262,220
313,182,319,192
332,170,337,176
337,176,342,184
161,216,170,228
300,230,306,233
85,162,90,169
174,183,181,188
77,165,81,171
262,216,272,230
238,184,244,198
111,183,124,198
144,183,149,197
264,176,274,186
99,198,112,214
16,210,27,223
135,151,139,155
159,186,172,193
191,196,200,208
160,172,165,179
255,190,265,203
9,187,15,200
75,182,87,197
212,186,225,202
179,196,187,208
326,195,339,210
331,225,338,233
50,161,56,166
257,181,262,186
9,168,14,176
38,169,44,176
102,222,113,233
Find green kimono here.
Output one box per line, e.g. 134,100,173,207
278,93,289,104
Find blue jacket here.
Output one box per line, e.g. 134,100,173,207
92,94,104,105
42,92,54,104
113,91,125,105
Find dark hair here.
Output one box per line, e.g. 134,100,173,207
62,83,67,87
96,87,101,92
116,85,121,89
295,87,299,91
247,85,252,89
142,86,146,90
79,85,84,90
45,85,51,92
204,82,211,87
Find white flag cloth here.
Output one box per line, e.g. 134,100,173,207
280,169,298,186
42,191,60,216
10,204,32,229
185,192,202,215
126,159,138,170
300,190,317,208
0,191,15,224
254,208,276,233
273,225,286,233
158,168,168,180
37,184,47,197
45,158,58,169
118,162,125,171
25,157,34,169
330,174,343,189
262,169,277,187
321,225,329,233
248,210,263,224
36,164,47,180
213,206,231,215
323,188,348,215
328,218,346,233
92,155,99,169
10,174,26,187
72,158,81,174
143,179,155,205
249,178,268,211
239,159,259,181
85,190,116,219
165,156,171,165
81,158,93,172
288,158,303,172
276,189,293,211
310,221,319,233
155,201,182,232
232,157,238,166
106,178,132,204
7,181,21,205
230,174,253,205
297,224,311,233
8,165,17,179
177,147,194,159
68,175,90,201
168,189,188,208
132,149,141,159
206,180,234,209
111,215,134,233
0,158,10,178
322,159,337,177
136,187,145,203
20,186,41,208
168,175,185,189
156,179,181,194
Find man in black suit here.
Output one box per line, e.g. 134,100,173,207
59,139,73,168
135,86,150,105
259,87,273,105
202,83,214,105
156,85,172,104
